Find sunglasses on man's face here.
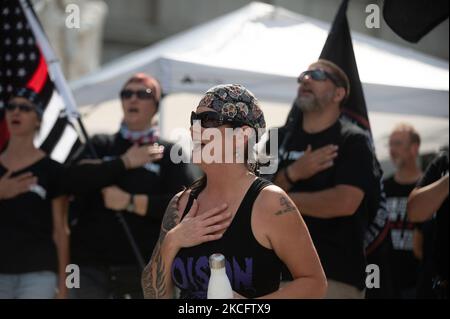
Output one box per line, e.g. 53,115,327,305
297,69,343,88
120,88,154,100
190,111,246,129
5,103,35,113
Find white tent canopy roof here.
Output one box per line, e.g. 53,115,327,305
72,2,448,163
72,1,448,118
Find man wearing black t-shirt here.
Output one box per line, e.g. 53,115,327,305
383,124,422,298
70,74,199,299
408,150,449,299
272,59,376,299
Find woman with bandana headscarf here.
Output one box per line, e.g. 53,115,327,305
142,84,326,299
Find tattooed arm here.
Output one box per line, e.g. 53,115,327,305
142,191,230,299
253,186,327,298
141,193,183,299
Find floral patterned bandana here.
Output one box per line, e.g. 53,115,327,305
197,84,266,130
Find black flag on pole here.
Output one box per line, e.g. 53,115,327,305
319,0,370,130
0,0,82,162
319,0,389,254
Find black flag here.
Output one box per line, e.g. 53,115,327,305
383,0,449,43
320,0,370,130
319,0,389,254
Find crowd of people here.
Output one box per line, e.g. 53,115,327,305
0,60,448,299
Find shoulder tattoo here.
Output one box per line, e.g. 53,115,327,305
274,196,297,216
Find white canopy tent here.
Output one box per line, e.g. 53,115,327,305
71,2,449,163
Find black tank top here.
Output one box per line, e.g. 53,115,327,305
171,178,283,299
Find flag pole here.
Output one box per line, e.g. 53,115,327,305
19,0,146,270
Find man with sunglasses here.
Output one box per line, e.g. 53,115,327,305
69,73,199,299
270,59,377,298
0,88,159,299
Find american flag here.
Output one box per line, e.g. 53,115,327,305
0,0,82,162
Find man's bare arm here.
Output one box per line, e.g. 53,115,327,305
408,175,449,222
288,185,364,219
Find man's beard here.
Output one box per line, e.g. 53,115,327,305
297,91,334,112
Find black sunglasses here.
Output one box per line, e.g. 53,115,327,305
190,111,247,129
5,103,35,113
297,69,344,88
120,88,154,100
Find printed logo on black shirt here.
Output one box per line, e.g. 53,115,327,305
172,256,255,299
287,151,304,161
387,196,414,251
144,162,161,174
29,184,47,200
